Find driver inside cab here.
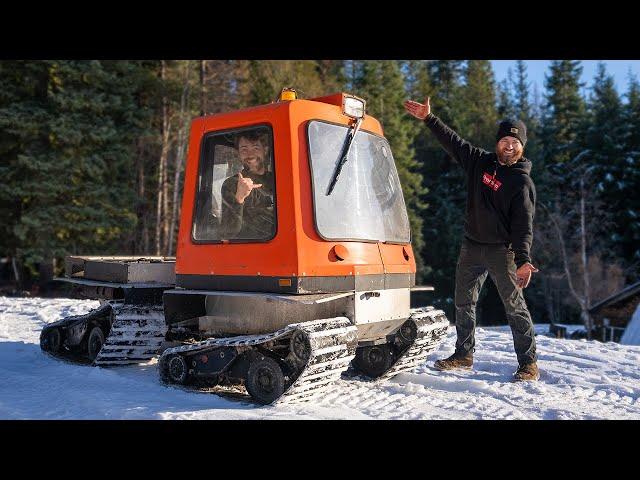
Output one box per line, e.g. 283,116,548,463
220,130,276,240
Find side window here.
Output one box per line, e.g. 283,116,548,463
192,125,276,242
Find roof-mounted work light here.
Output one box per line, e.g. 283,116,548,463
342,95,366,119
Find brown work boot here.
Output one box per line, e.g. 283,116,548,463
434,351,473,371
514,362,540,381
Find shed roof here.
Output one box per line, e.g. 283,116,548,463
589,280,640,314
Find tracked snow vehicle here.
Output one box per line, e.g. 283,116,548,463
41,89,449,404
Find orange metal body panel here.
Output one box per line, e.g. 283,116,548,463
175,96,417,281
307,93,346,107
378,243,416,274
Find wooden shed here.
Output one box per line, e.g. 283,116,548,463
588,280,640,342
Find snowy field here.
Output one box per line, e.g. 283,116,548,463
1,296,639,420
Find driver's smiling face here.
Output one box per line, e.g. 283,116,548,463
238,137,267,174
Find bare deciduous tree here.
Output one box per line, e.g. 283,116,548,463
539,151,624,338
155,60,172,256
167,61,192,256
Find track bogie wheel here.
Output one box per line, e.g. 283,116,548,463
87,326,105,361
246,356,285,405
353,344,395,378
164,354,190,384
398,319,418,346
290,330,311,364
40,328,62,354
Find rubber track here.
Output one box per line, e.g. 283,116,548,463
372,306,449,382
94,304,166,366
159,317,358,404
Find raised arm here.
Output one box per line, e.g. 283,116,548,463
404,97,487,171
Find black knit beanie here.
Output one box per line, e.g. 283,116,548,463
496,119,527,147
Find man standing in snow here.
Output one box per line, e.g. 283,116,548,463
404,97,540,381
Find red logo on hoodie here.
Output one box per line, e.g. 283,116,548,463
482,172,502,191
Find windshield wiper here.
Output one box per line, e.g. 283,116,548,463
326,117,363,196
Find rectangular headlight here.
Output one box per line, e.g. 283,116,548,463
343,95,366,119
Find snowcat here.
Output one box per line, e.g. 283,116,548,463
40,89,449,404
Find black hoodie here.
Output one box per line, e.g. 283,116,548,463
424,113,536,268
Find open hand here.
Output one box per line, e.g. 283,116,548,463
235,172,262,204
404,97,431,120
516,262,539,289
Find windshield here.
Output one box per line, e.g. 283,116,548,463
307,120,410,243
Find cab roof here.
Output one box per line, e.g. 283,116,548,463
196,92,355,121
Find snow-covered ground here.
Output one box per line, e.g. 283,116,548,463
1,296,639,420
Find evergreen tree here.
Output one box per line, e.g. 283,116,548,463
582,63,624,160
538,62,626,329
512,60,541,163
496,68,515,119
427,61,464,125
497,78,515,119
405,60,432,100
540,60,586,167
536,61,587,279
531,81,543,121
245,60,275,105
0,60,155,281
513,61,532,120
618,71,640,270
561,63,625,267
459,60,499,147
316,60,346,93
582,62,625,183
534,62,620,327
0,61,52,285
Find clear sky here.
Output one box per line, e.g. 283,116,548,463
490,60,640,99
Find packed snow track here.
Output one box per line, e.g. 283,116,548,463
1,296,639,419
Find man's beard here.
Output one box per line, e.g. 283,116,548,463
496,149,522,166
244,157,265,173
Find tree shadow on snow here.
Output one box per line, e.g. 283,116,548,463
0,340,268,419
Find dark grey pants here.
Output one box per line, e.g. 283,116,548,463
454,237,537,365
